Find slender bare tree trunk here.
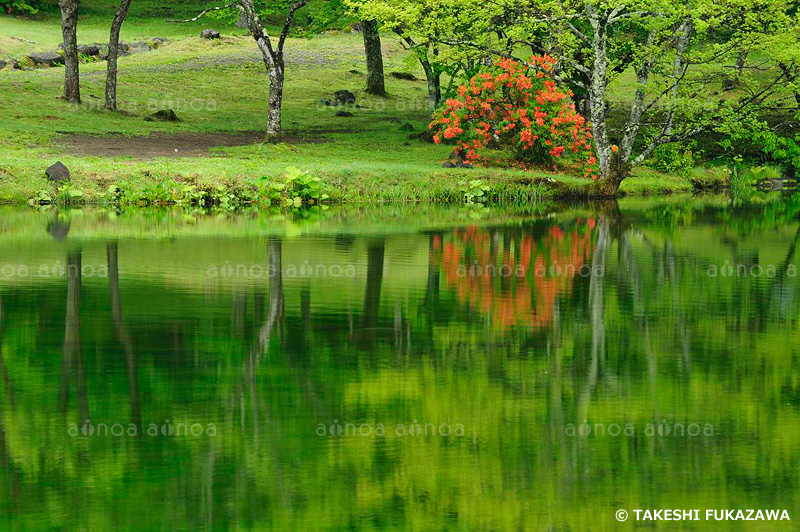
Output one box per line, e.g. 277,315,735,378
420,56,440,107
105,0,132,111
58,0,80,103
361,20,385,96
237,0,306,140
267,66,284,139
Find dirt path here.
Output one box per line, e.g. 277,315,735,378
57,131,278,158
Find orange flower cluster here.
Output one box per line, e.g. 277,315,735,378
430,57,597,179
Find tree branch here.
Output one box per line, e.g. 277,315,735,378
167,4,233,23
278,0,308,52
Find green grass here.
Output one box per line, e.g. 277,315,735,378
0,11,716,206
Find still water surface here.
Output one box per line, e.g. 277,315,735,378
1,197,799,530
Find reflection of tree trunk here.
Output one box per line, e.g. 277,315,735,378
107,243,141,428
0,298,14,409
548,299,572,495
259,238,285,350
357,240,385,347
59,251,87,421
424,233,441,350
578,220,609,423
768,225,800,321
0,298,19,504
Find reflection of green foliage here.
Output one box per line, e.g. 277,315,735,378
1,198,800,530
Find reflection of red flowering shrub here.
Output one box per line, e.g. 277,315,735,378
436,220,597,332
430,56,597,179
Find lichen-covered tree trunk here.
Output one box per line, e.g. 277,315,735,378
587,9,614,186
105,0,133,110
420,57,440,107
58,0,80,103
267,65,284,139
361,20,385,95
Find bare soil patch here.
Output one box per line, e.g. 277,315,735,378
57,131,315,159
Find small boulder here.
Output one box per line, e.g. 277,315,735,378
0,59,19,70
201,29,221,40
444,150,473,169
144,109,179,122
128,41,151,53
78,44,101,56
399,122,414,132
333,90,356,105
391,72,417,81
335,110,354,117
409,129,437,143
28,51,64,67
45,161,70,182
57,43,101,56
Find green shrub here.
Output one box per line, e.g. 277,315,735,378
1,0,44,14
651,143,697,176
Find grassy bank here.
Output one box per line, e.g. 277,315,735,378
0,11,728,206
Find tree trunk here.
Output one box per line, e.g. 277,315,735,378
420,56,440,107
105,0,132,111
587,9,611,184
361,20,385,96
58,0,80,103
267,66,284,140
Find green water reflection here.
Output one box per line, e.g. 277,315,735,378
1,197,800,531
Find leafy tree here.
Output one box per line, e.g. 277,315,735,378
180,0,314,139
0,0,42,14
356,0,800,194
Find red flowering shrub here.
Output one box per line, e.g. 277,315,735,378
430,56,597,178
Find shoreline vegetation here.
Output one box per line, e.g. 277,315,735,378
0,1,792,207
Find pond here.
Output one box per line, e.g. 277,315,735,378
1,196,799,530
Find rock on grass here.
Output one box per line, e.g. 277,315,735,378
45,161,70,182
144,109,179,122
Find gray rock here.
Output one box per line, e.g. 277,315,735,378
78,44,101,56
444,150,472,169
335,111,354,117
409,129,437,143
45,161,70,182
201,29,221,39
391,72,417,81
28,51,64,67
57,43,101,56
128,41,150,53
399,123,414,132
144,109,179,122
0,59,19,70
333,90,356,105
